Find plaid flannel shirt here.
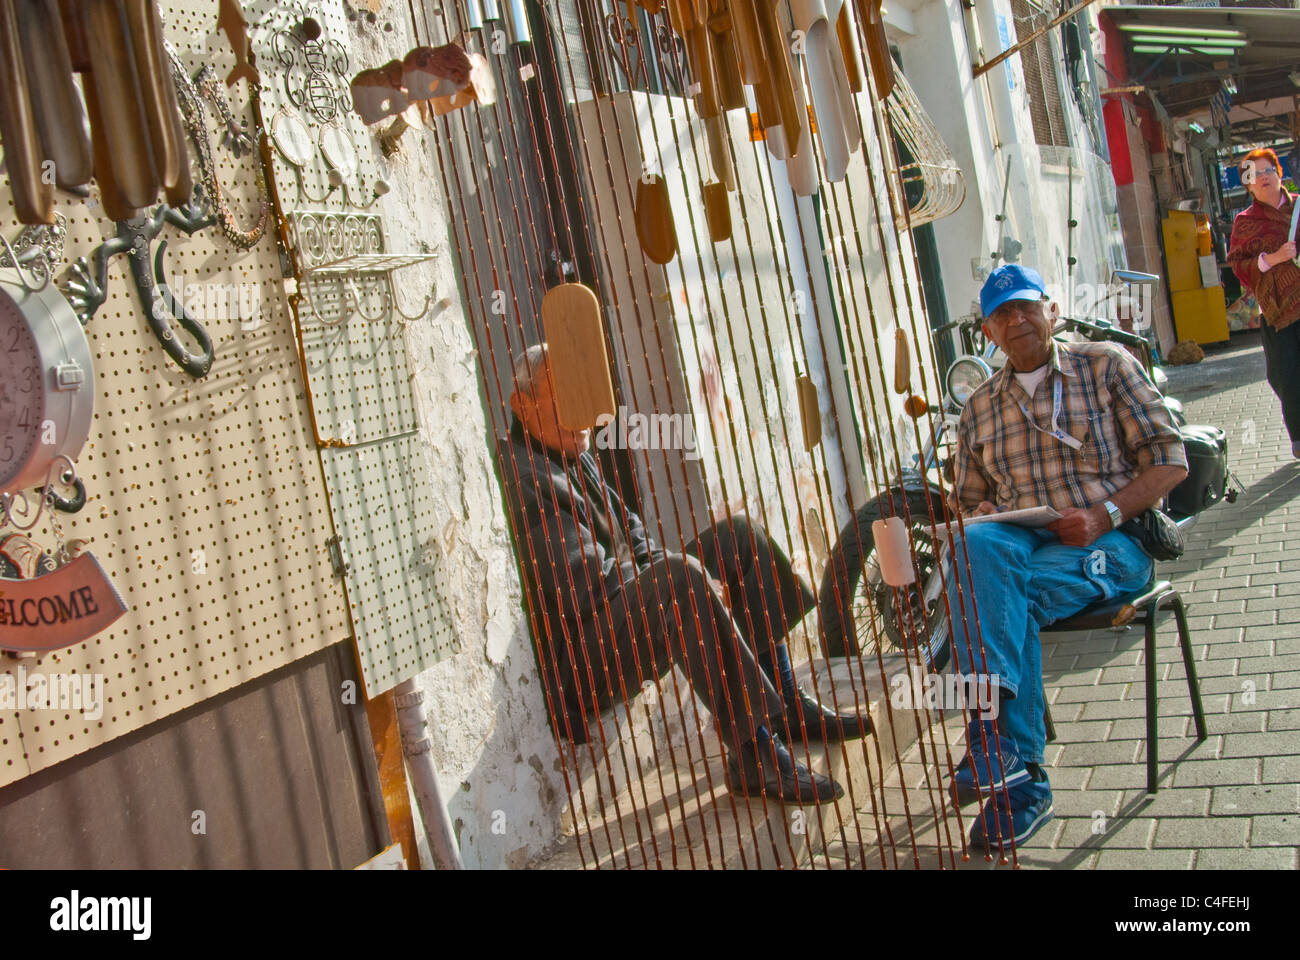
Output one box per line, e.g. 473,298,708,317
952,341,1187,513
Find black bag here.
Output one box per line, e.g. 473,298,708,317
1121,508,1185,562
1168,424,1229,517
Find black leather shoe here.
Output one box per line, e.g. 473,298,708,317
725,734,845,804
779,685,873,743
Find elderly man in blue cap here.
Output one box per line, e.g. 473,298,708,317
944,264,1189,851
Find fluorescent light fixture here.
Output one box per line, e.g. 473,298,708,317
1188,121,1205,133
1129,35,1247,48
1132,44,1239,56
1118,24,1244,39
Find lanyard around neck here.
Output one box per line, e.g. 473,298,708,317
1015,373,1083,451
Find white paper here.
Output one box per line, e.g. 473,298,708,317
962,506,1064,528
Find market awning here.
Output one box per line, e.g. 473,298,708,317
1102,4,1300,123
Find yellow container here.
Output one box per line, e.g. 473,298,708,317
1171,286,1229,344
1162,210,1201,292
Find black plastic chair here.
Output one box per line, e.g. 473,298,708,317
1041,574,1208,793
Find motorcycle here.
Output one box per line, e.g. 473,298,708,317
816,271,1236,670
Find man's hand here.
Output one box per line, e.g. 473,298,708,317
1048,505,1110,547
963,501,998,518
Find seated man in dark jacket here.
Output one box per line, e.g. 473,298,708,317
497,345,870,804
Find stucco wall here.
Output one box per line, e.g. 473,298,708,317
345,12,567,870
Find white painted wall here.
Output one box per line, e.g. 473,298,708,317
893,1,1124,328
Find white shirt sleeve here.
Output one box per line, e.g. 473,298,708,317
1259,251,1273,273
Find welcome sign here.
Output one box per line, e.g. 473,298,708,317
0,554,127,651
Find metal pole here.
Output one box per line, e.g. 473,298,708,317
972,0,1100,80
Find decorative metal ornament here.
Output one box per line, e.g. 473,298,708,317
318,120,358,181
271,106,313,167
273,17,351,124
0,215,67,294
65,196,218,379
164,39,269,251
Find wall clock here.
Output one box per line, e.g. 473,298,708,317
0,267,94,496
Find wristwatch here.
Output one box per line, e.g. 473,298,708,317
1103,500,1123,529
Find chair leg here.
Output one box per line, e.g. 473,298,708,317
1145,614,1158,794
1171,594,1208,742
1044,700,1056,743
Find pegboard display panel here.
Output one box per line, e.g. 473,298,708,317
322,433,460,696
0,2,349,787
290,211,418,442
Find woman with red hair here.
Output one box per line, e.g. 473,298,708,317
1228,148,1300,457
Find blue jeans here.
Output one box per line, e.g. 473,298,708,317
943,522,1153,764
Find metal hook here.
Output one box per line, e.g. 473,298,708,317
388,273,434,323
345,277,389,322
299,277,349,327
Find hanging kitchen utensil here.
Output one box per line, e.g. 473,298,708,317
796,374,821,451
635,173,677,264
81,0,160,212
792,0,849,183
856,0,895,100
0,0,54,224
541,284,617,432
703,180,731,243
752,0,804,159
834,0,864,94
15,0,93,192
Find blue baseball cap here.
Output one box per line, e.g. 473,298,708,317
980,264,1048,318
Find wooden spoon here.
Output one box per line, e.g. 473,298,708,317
635,173,677,264
541,284,617,432
0,0,53,223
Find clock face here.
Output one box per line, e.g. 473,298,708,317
0,295,43,491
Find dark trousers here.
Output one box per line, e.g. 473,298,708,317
559,515,815,747
1261,320,1300,441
